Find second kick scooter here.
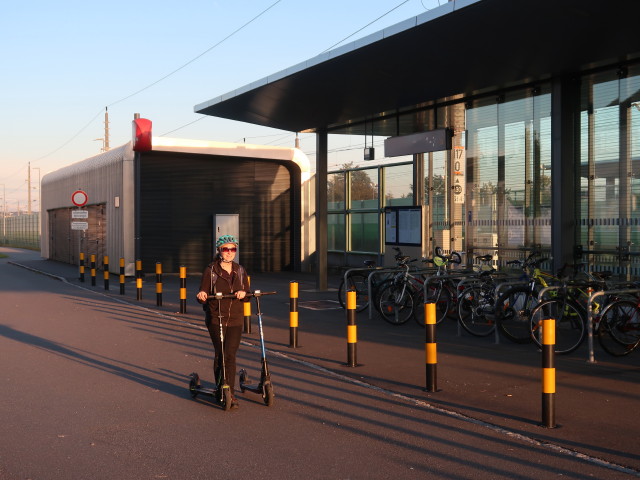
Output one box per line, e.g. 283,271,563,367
239,290,276,406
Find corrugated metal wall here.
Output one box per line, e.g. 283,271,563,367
41,144,133,273
139,151,299,274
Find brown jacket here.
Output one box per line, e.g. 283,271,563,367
198,259,250,327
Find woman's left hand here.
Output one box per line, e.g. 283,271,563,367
235,290,246,300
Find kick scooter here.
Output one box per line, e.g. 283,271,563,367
189,292,237,411
239,290,276,406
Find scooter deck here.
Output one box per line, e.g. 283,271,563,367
192,387,218,397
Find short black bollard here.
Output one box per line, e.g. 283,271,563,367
156,262,163,306
79,253,85,282
179,266,187,313
119,258,125,295
90,254,96,286
424,302,438,392
346,290,358,367
289,281,299,348
243,301,252,334
103,255,109,290
136,259,142,300
541,318,557,428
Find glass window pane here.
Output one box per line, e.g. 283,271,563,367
350,212,379,252
328,213,345,251
384,164,413,206
349,169,378,210
328,172,345,211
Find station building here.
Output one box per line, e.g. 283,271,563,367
195,0,640,287
41,126,312,275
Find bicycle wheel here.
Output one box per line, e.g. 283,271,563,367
457,285,496,336
377,282,414,325
371,278,394,314
413,282,451,326
338,273,369,312
529,298,585,354
496,287,537,344
597,299,640,356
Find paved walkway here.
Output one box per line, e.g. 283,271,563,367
3,246,640,475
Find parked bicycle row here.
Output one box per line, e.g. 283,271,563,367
337,248,640,357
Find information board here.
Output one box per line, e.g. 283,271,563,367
384,206,422,246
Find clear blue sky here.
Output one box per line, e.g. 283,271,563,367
0,0,444,210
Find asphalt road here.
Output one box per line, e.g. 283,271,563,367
1,247,639,479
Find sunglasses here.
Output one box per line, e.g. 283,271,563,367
220,247,237,253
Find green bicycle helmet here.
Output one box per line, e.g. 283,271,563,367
216,234,239,249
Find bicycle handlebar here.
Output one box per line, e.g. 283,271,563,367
430,246,462,265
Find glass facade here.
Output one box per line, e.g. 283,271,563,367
327,62,640,275
579,65,640,275
466,87,552,260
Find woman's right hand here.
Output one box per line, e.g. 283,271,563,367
196,291,208,303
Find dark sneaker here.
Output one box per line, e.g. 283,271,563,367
230,397,239,409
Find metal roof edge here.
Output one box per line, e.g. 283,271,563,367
194,1,469,114
151,136,310,180
42,142,133,187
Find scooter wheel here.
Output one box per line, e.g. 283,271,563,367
263,382,274,406
189,372,200,398
222,387,233,411
239,369,248,393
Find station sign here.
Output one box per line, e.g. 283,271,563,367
384,128,452,157
453,146,465,204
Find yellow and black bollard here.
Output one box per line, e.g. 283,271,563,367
136,259,143,300
541,318,556,428
90,254,96,286
346,290,358,367
119,258,125,295
243,301,252,334
156,262,163,306
79,252,85,282
424,302,438,392
179,266,187,313
243,275,252,333
289,281,299,348
103,255,109,290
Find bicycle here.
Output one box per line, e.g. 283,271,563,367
337,248,406,313
457,254,504,336
495,252,558,344
337,259,378,313
376,255,422,325
596,296,640,356
527,273,625,354
413,247,463,327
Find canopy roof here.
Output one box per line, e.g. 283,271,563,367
195,0,640,134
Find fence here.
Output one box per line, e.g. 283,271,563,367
1,213,40,250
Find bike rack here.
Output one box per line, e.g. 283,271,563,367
538,284,640,363
586,287,640,363
360,264,444,320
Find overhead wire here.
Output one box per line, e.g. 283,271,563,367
318,0,410,55
163,0,414,140
24,0,283,169
109,0,282,108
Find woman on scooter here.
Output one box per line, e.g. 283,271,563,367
196,235,249,409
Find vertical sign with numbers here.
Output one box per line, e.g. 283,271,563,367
453,146,465,204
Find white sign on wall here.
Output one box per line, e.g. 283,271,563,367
453,146,465,204
71,221,89,231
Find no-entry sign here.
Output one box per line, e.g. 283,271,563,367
72,190,88,207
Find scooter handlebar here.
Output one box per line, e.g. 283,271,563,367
206,290,277,300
